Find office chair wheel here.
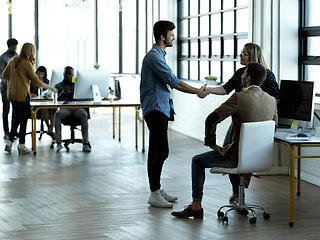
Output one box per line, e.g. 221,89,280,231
249,217,257,224
263,212,270,219
217,211,224,218
238,209,249,216
222,216,228,223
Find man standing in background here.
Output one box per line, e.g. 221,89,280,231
0,38,18,139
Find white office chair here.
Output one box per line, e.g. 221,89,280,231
210,120,275,224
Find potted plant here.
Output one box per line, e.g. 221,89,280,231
204,75,218,85
108,86,114,102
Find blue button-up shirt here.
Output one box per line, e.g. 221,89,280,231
140,44,180,118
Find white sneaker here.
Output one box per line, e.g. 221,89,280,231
148,190,173,208
160,189,178,202
5,140,13,153
17,144,32,155
56,144,64,152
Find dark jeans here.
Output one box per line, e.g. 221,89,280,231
1,82,11,134
9,94,31,144
192,150,237,202
144,110,169,192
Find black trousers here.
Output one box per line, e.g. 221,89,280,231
144,110,169,192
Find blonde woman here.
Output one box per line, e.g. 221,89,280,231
207,43,280,203
2,43,57,154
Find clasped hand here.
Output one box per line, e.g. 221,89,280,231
197,84,209,98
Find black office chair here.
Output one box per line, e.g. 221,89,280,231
50,108,90,151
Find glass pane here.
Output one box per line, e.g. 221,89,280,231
0,1,9,51
223,0,234,9
190,18,198,36
190,61,198,80
180,19,189,38
238,38,248,56
210,61,220,81
180,0,189,17
211,0,221,11
191,41,198,56
181,42,189,56
307,36,320,56
223,11,234,33
211,40,220,56
201,41,209,56
211,13,221,35
200,61,209,80
237,0,249,7
306,0,320,27
200,16,209,36
180,61,189,79
222,61,234,82
12,0,34,48
224,39,234,56
306,65,320,94
190,0,198,16
200,0,210,14
236,9,248,32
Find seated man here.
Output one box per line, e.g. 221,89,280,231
171,62,278,218
54,66,91,152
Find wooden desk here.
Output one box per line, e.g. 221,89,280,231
30,99,145,155
274,131,320,227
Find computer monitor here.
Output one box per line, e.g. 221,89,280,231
73,70,110,101
50,69,65,87
277,80,315,128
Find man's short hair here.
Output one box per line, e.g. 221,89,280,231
246,62,267,86
153,20,175,42
7,38,18,48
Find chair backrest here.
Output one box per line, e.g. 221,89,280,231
236,120,275,174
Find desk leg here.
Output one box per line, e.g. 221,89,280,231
289,145,295,227
135,107,138,150
113,107,115,139
32,109,38,155
297,147,301,196
119,107,121,142
142,118,145,152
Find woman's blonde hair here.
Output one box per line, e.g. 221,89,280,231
245,43,268,69
13,43,36,69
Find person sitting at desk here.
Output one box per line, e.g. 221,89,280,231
30,66,56,140
54,66,91,152
171,62,278,218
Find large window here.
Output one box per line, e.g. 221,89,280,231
177,0,248,82
299,0,320,96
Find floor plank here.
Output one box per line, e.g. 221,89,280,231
0,109,319,239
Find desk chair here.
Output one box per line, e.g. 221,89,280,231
50,108,90,152
210,120,275,224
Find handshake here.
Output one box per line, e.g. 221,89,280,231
197,84,209,99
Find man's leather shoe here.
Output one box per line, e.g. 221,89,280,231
171,205,203,219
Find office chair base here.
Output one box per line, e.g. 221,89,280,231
217,203,270,224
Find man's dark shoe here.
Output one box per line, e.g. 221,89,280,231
171,205,203,219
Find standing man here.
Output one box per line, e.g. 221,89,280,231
54,66,91,153
171,62,278,218
140,20,209,208
0,38,18,139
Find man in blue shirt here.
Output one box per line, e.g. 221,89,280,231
54,66,91,153
0,38,18,139
140,20,209,208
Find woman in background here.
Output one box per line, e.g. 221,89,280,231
30,66,56,140
207,43,281,203
2,43,57,154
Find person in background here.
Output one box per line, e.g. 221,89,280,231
54,66,91,153
171,62,278,218
2,43,58,154
0,38,18,139
207,43,281,203
30,66,56,140
140,20,209,208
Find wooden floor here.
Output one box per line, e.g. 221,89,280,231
0,109,320,240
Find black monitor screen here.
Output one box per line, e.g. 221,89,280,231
277,80,314,122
